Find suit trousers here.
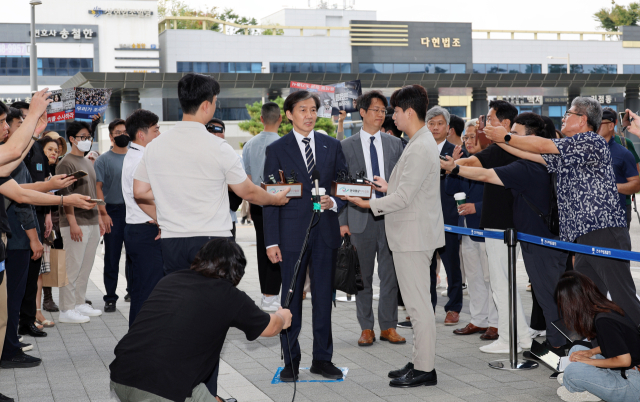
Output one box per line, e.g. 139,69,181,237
19,212,44,328
1,250,30,360
430,231,462,313
393,250,436,372
351,213,398,331
484,231,531,347
250,204,281,295
460,236,498,328
124,223,164,327
0,271,7,359
162,236,228,276
280,229,336,364
59,225,100,312
103,204,128,303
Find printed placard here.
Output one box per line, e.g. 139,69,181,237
262,183,302,198
331,182,372,199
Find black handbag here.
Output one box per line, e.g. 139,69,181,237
333,234,364,295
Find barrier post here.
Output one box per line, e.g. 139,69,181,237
489,228,538,371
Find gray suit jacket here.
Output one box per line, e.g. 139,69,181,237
369,125,445,252
338,132,404,234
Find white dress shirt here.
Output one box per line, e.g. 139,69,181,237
121,142,153,224
359,129,385,199
437,139,446,153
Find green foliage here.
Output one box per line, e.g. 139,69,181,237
218,9,258,35
594,2,640,31
158,1,260,34
238,97,336,138
262,24,285,36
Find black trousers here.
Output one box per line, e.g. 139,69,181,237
429,231,462,313
19,212,44,328
575,227,640,328
162,236,230,275
2,250,31,360
250,204,281,295
530,287,546,331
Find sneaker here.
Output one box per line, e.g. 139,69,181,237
0,351,41,369
373,294,380,301
556,385,601,401
398,305,406,311
104,301,116,313
124,293,131,303
75,304,102,317
557,373,564,386
529,328,546,338
397,320,412,329
441,289,448,297
260,295,280,312
19,342,32,352
479,339,522,354
58,309,90,324
17,336,23,343
462,283,468,295
519,338,532,350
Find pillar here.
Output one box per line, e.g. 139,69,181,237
625,86,640,114
470,88,488,118
104,92,121,123
567,87,581,110
120,89,141,120
427,88,439,110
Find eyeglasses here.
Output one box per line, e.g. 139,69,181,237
462,135,476,142
76,136,92,141
112,130,127,136
367,108,386,115
563,111,584,120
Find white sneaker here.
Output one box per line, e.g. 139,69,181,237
398,306,406,311
557,385,601,401
75,303,102,317
18,336,23,343
441,289,448,297
529,328,546,338
59,309,90,324
519,338,532,350
557,373,564,386
261,295,280,312
373,294,380,301
20,342,33,352
479,339,522,354
462,283,468,295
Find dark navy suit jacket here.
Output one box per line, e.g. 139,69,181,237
439,140,466,226
445,173,484,242
263,131,348,252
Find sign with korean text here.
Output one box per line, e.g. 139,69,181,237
33,28,94,40
89,7,153,17
491,95,543,106
35,88,112,123
420,37,461,48
45,89,76,123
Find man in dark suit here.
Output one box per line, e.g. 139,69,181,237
338,91,404,347
426,106,465,326
264,90,348,382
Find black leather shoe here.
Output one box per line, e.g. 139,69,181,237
124,293,131,303
216,398,237,402
0,392,14,401
388,362,414,378
85,299,92,305
280,361,299,382
18,323,47,337
310,360,342,379
0,351,42,369
389,368,437,388
104,301,116,313
397,321,412,329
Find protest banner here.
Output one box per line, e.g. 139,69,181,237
289,80,362,117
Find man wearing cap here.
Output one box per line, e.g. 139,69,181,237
598,107,640,228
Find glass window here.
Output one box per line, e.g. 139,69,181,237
326,63,340,73
434,64,449,73
548,105,566,117
56,68,68,76
409,63,425,73
443,106,466,118
311,63,324,73
548,64,567,73
0,58,5,68
450,64,465,73
193,62,208,73
508,64,520,73
608,65,618,74
530,64,542,73
486,64,499,73
341,63,351,73
473,64,486,73
41,59,55,69
7,68,22,76
81,59,92,69
424,63,434,73
69,68,80,76
299,63,311,73
177,62,190,72
42,68,56,76
251,63,262,73
382,64,393,74
359,63,380,73
270,63,284,73
235,62,251,73
284,63,299,73
68,58,80,69
624,65,636,74
6,57,23,68
0,69,5,76
220,63,230,73
208,62,219,73
394,64,409,74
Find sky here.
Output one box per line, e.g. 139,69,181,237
182,0,619,32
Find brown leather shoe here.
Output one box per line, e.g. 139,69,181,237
444,311,460,326
480,326,499,340
453,323,487,335
358,329,375,346
380,328,406,344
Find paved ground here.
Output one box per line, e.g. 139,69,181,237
2,222,640,402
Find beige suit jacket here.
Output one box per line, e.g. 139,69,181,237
369,125,445,252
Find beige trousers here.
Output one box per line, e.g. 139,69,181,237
59,225,100,312
393,249,436,372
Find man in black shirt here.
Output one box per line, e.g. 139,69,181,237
110,239,292,402
454,100,532,354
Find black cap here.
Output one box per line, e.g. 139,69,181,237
602,108,617,124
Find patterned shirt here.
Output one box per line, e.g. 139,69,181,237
541,131,626,242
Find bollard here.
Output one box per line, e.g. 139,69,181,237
488,228,538,371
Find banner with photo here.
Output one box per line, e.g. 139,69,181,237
40,88,113,123
45,88,76,123
289,80,362,118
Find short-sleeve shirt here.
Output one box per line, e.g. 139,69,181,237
134,121,248,238
243,131,280,186
615,135,640,206
608,137,639,211
56,154,99,227
541,131,626,242
474,144,520,230
94,150,126,205
494,160,556,238
596,313,640,367
109,270,271,402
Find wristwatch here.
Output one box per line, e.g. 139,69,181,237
451,165,460,176
504,134,512,144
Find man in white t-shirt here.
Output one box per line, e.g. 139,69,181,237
133,73,289,275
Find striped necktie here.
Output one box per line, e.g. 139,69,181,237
302,137,315,180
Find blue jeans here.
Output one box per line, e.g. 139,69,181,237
124,223,164,326
564,345,640,402
103,204,129,302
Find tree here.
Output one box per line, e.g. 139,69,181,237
594,1,640,31
158,1,269,35
238,97,336,137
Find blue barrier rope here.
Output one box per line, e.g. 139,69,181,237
444,225,640,263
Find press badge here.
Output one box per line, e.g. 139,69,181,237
37,163,43,171
0,260,5,272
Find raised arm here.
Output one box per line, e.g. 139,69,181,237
496,143,547,165
485,124,558,155
441,156,503,186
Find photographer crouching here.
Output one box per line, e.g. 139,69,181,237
109,238,292,402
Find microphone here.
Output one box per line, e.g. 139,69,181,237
311,170,322,213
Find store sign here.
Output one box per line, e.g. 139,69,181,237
543,94,623,105
119,43,157,49
0,44,29,56
34,29,94,40
0,97,29,104
89,7,153,17
420,37,461,48
491,95,543,105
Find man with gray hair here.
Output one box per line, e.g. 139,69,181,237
485,96,640,331
426,106,466,326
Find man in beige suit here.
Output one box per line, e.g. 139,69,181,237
345,84,445,388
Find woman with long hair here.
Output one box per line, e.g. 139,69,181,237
555,271,640,402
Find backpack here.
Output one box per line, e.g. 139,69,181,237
520,173,559,236
333,234,364,295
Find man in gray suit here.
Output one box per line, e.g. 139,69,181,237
339,91,404,347
345,85,444,388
